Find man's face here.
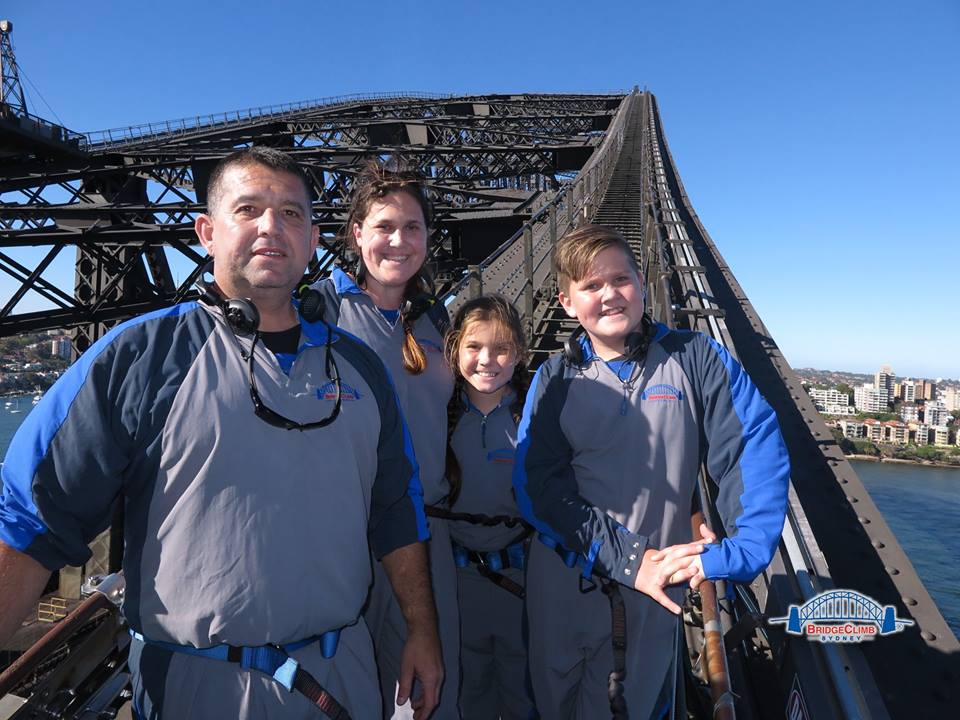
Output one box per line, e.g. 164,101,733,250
558,246,645,359
196,163,318,300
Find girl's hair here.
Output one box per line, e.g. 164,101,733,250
444,295,531,505
342,158,435,375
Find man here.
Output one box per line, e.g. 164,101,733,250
0,147,443,719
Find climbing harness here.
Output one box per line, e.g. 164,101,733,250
131,629,350,719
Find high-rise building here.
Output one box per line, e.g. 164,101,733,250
900,379,917,403
855,384,889,413
875,365,895,400
808,388,854,415
918,379,937,401
884,421,908,445
942,386,960,412
914,424,930,446
900,403,919,422
925,402,950,427
933,426,952,447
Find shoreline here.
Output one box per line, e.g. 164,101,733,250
846,453,960,469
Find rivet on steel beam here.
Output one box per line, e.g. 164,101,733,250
884,567,899,576
858,516,871,524
921,631,937,641
872,540,885,549
846,496,858,503
840,478,848,484
902,597,917,606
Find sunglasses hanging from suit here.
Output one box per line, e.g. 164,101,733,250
196,263,342,430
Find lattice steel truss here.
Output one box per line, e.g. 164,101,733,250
0,92,624,351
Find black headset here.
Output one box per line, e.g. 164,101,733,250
196,268,260,336
563,315,655,367
195,263,342,431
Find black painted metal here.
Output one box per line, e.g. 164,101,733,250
0,92,624,348
2,87,958,718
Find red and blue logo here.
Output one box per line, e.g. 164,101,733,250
641,383,684,403
317,381,362,401
486,448,515,465
417,338,444,354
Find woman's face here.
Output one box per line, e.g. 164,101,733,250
352,190,428,295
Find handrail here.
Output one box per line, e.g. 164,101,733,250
80,90,629,149
441,91,635,316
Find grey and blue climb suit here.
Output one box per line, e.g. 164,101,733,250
513,325,790,719
448,391,535,720
0,301,427,719
315,268,460,719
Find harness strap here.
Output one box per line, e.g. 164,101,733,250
601,580,630,720
132,630,350,719
425,504,531,530
452,538,528,598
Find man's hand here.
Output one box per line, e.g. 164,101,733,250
381,542,444,719
634,536,708,614
0,540,51,646
397,624,443,719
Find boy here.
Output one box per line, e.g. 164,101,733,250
513,225,790,718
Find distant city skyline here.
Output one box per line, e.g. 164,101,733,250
1,1,957,377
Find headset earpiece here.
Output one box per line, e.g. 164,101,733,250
298,287,326,323
195,265,260,335
354,257,367,287
223,299,260,335
563,327,586,367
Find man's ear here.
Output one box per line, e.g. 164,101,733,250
558,289,578,319
196,214,215,256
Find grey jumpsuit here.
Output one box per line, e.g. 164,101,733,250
0,301,428,719
316,268,460,719
448,392,535,720
513,327,790,719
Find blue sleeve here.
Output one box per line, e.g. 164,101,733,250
336,336,429,558
696,337,790,582
512,358,646,586
0,305,202,571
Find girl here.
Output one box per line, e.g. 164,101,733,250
312,159,458,719
444,295,536,720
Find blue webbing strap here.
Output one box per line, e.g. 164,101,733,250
130,630,350,719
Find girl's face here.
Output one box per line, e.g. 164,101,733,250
352,190,428,293
458,319,517,401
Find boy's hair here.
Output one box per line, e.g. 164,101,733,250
555,224,640,292
342,157,435,375
444,294,531,505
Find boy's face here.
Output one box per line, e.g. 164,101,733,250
558,246,645,359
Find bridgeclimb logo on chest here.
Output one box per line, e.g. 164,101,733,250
641,383,683,403
486,448,515,464
416,338,443,354
317,381,362,401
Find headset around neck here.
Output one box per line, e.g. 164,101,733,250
562,315,655,368
196,262,342,431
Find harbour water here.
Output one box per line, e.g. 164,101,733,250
851,459,960,641
1,401,958,640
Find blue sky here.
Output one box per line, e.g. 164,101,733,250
3,0,958,379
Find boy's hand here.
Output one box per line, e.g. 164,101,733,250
686,522,717,589
634,541,705,614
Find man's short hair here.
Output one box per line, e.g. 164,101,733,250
206,146,314,214
555,224,640,292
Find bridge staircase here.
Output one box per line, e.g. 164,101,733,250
528,92,648,366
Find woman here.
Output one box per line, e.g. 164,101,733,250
313,160,459,719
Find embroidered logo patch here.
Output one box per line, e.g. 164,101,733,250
486,448,516,464
317,381,362,401
641,383,684,403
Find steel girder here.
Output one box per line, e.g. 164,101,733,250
0,92,626,343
